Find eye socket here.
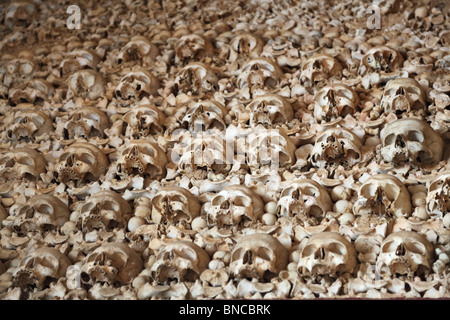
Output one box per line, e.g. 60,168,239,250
405,241,426,255
16,156,33,166
301,186,317,197
327,242,346,255
79,152,95,165
256,247,273,261
407,130,423,142
101,200,119,212
384,133,396,146
174,248,196,261
34,203,53,215
381,240,396,253
301,244,316,258
233,196,251,207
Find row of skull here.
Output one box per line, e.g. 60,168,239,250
11,229,436,292
2,170,449,236
1,115,444,189
2,73,438,143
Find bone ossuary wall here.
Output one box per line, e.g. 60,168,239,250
0,0,449,300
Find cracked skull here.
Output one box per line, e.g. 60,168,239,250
77,190,132,233
247,94,294,127
66,69,106,100
277,179,332,225
181,100,227,133
298,232,358,277
246,128,296,172
10,194,70,234
114,140,167,181
115,69,159,100
123,104,166,138
300,53,343,86
13,247,71,291
353,174,412,218
62,106,109,139
313,83,360,122
310,127,362,169
380,78,426,115
229,33,264,61
236,58,283,90
151,240,210,284
0,147,46,190
4,109,53,142
54,142,109,185
173,62,219,95
117,35,159,66
174,34,214,64
376,231,435,277
176,133,233,176
8,79,54,105
380,118,444,166
361,46,404,73
151,186,201,225
4,1,36,30
204,185,264,227
80,242,143,286
230,233,289,282
60,49,101,77
426,171,450,219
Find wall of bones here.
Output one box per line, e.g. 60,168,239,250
0,0,449,299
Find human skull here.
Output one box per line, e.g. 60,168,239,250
230,233,289,282
174,34,214,64
80,242,143,286
173,62,219,95
426,171,450,218
8,79,54,105
229,33,264,61
0,147,46,186
376,231,435,277
310,127,362,169
60,49,101,77
123,105,166,138
115,69,159,100
380,118,444,166
246,128,296,172
77,190,132,233
3,58,35,87
151,186,201,225
300,53,343,86
66,69,106,100
114,140,167,181
62,106,109,139
13,247,71,291
117,36,159,66
204,185,264,227
177,133,233,176
4,1,36,30
236,58,283,90
313,83,360,122
4,109,53,142
298,232,358,277
353,174,412,218
247,94,294,127
151,241,210,284
361,46,404,73
380,78,426,115
54,142,109,185
10,194,70,234
277,179,332,225
181,100,227,132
